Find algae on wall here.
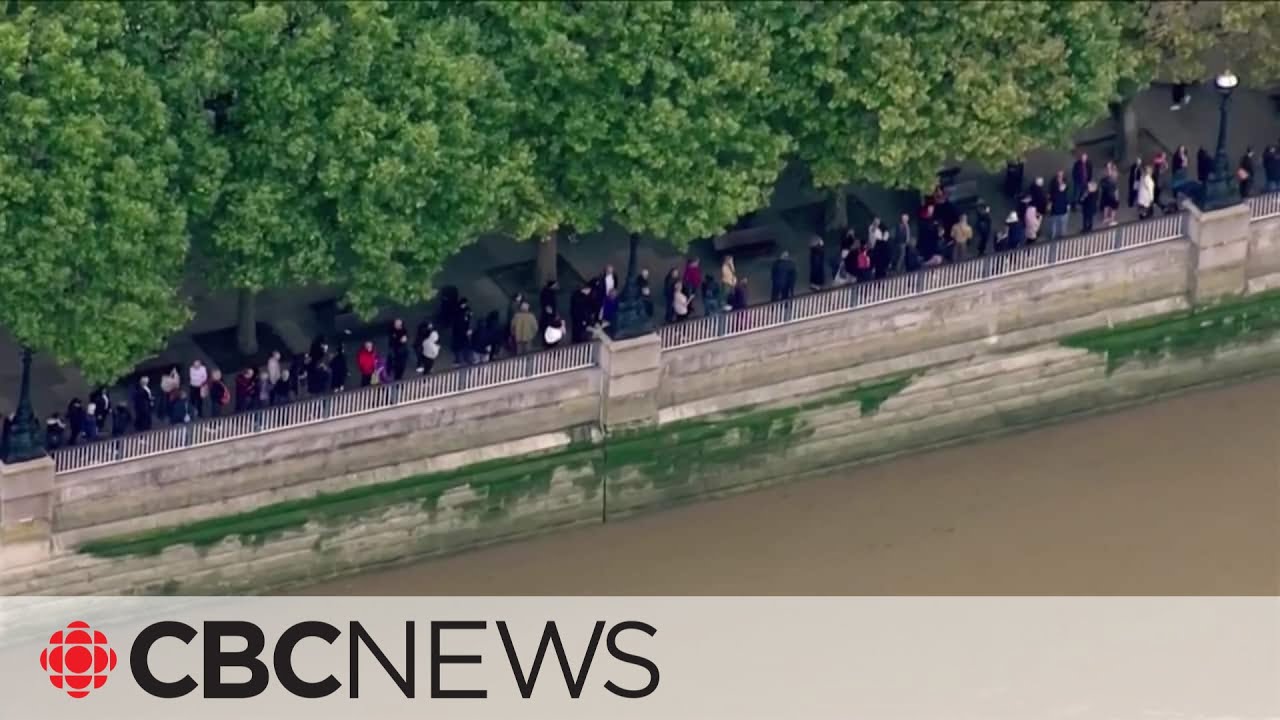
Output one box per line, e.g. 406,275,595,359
75,374,916,560
1062,290,1280,373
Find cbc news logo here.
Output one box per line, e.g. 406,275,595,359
39,621,119,699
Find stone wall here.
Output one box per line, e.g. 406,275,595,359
4,207,1280,594
53,368,601,547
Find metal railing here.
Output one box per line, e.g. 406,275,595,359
52,342,599,474
659,212,1188,350
1246,191,1280,220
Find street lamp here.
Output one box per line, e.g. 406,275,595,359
612,232,653,340
1201,70,1241,211
3,347,46,464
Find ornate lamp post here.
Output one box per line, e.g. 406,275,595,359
4,347,46,464
611,232,653,340
1201,70,1241,211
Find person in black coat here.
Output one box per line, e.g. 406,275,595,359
387,318,410,380
1238,147,1256,198
1196,148,1213,185
132,378,154,432
329,345,348,392
1028,177,1048,216
65,398,85,446
89,385,111,427
974,203,993,256
570,284,595,343
1081,181,1100,233
808,237,826,290
451,299,472,350
770,251,797,301
539,280,559,333
111,404,132,438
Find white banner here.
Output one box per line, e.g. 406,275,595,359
1,597,1276,719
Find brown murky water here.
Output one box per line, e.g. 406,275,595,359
300,378,1280,596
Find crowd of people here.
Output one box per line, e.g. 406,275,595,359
7,139,1280,454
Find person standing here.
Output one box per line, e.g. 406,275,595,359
570,283,596,342
65,398,85,445
111,403,132,438
387,318,410,381
1238,147,1256,198
1128,158,1143,208
1151,151,1167,207
974,204,993,256
1081,181,1100,233
356,341,377,387
681,257,703,304
1071,151,1092,207
133,376,154,431
671,281,690,322
728,278,749,310
1004,211,1025,250
770,250,797,301
510,302,538,355
1023,202,1042,244
1029,177,1048,217
187,359,208,418
720,255,737,291
329,344,348,392
1049,171,1070,240
1137,166,1156,219
1101,161,1120,226
1264,144,1280,192
1197,147,1213,185
808,236,826,291
539,280,559,333
1172,144,1189,180
208,369,229,417
892,213,911,272
950,214,973,261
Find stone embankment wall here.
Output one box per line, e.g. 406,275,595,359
2,202,1279,594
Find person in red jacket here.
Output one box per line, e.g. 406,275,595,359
356,341,378,387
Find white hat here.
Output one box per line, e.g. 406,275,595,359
1006,211,1018,223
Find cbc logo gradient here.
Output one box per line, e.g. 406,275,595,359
39,621,118,699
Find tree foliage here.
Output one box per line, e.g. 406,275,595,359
123,0,531,314
447,1,792,244
0,2,189,382
746,1,1144,190
1138,1,1280,86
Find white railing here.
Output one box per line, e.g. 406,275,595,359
52,342,599,474
660,212,1188,350
1246,191,1280,220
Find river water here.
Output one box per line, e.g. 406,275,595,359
300,378,1280,596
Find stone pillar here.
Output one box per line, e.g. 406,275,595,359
0,456,56,568
598,333,662,431
1185,201,1252,304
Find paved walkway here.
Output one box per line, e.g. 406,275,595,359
2,83,1277,419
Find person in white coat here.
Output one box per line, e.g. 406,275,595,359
1136,166,1156,219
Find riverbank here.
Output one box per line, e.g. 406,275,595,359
300,376,1280,596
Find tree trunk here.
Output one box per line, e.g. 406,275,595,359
236,288,258,357
823,185,849,241
535,231,558,287
1110,99,1138,165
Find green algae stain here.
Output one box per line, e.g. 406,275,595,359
76,373,914,560
1062,290,1280,373
78,443,605,558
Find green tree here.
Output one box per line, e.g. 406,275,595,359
1138,1,1280,86
447,0,792,251
124,1,532,351
0,2,190,382
746,1,1143,191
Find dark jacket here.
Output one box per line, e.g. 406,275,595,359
329,350,348,390
809,245,826,286
1071,158,1092,190
1029,183,1048,216
1006,221,1026,249
770,257,797,297
1050,182,1069,216
1197,149,1213,184
974,210,993,251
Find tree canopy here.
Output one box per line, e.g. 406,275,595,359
746,1,1145,190
446,1,793,243
1138,1,1280,86
4,0,1256,384
0,3,190,382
